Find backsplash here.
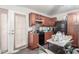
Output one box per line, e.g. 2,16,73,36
39,27,53,32
28,26,53,32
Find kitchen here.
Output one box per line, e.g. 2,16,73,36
27,7,79,54
28,13,57,49
0,5,79,54
0,0,79,59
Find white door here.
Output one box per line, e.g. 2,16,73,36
0,9,8,53
14,13,26,49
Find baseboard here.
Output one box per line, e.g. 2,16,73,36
4,44,28,54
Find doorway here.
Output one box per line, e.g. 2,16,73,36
14,13,26,50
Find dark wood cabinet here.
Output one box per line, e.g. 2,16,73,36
50,17,57,26
42,17,57,26
29,12,56,26
29,13,45,26
28,32,53,49
28,12,56,49
43,18,49,26
29,13,36,26
67,12,79,47
28,32,39,49
45,32,53,43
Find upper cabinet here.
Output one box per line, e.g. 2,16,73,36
29,13,45,26
29,13,36,26
29,12,57,26
42,17,57,26
42,17,49,26
49,17,57,26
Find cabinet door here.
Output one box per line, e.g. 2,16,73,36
28,32,33,47
76,13,79,47
43,17,56,26
29,13,36,26
50,17,57,26
43,18,50,26
33,33,39,49
67,14,74,34
29,32,39,49
67,13,79,47
45,32,53,43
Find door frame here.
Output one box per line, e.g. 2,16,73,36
0,8,8,53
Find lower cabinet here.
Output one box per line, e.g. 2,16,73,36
45,32,53,43
28,32,53,49
28,32,39,49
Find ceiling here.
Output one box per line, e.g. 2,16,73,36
21,5,79,16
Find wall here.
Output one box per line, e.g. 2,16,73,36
51,9,79,21
0,5,50,54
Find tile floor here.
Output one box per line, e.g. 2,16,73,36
15,48,39,54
